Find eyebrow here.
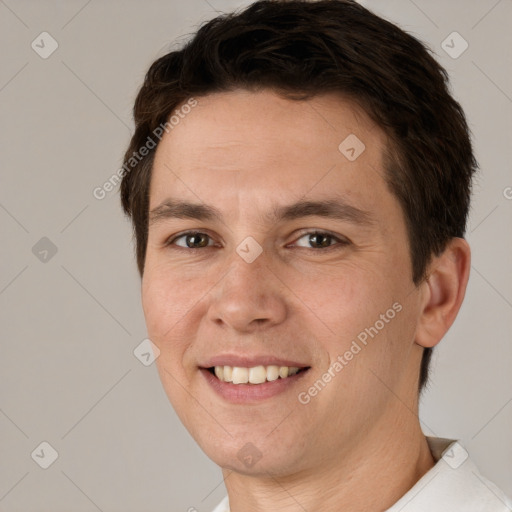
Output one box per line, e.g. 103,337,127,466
148,198,375,227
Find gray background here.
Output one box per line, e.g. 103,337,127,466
0,0,511,510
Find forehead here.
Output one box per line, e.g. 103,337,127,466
150,89,391,216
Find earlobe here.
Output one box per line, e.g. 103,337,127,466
415,238,471,349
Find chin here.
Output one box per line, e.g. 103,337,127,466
195,430,305,477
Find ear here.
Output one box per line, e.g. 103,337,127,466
415,237,471,348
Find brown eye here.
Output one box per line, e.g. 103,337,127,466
168,232,214,249
308,233,334,248
293,231,348,250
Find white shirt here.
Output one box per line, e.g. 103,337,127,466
211,437,512,512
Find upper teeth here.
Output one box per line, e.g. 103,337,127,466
214,365,301,384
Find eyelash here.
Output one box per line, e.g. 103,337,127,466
164,230,350,252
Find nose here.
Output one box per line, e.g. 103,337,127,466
206,248,288,333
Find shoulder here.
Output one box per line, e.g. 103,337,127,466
387,438,512,512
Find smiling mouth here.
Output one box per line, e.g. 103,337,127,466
207,365,310,384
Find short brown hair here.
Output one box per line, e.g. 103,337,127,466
120,0,477,393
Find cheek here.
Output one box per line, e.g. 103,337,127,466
141,272,169,341
318,263,412,371
141,264,196,347
317,264,387,329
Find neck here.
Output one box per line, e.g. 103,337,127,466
223,414,435,512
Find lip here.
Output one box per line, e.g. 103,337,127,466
200,367,310,403
200,354,309,369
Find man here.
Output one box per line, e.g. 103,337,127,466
120,1,511,510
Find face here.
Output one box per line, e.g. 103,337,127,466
142,89,425,476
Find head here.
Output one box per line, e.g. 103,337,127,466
120,0,474,475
